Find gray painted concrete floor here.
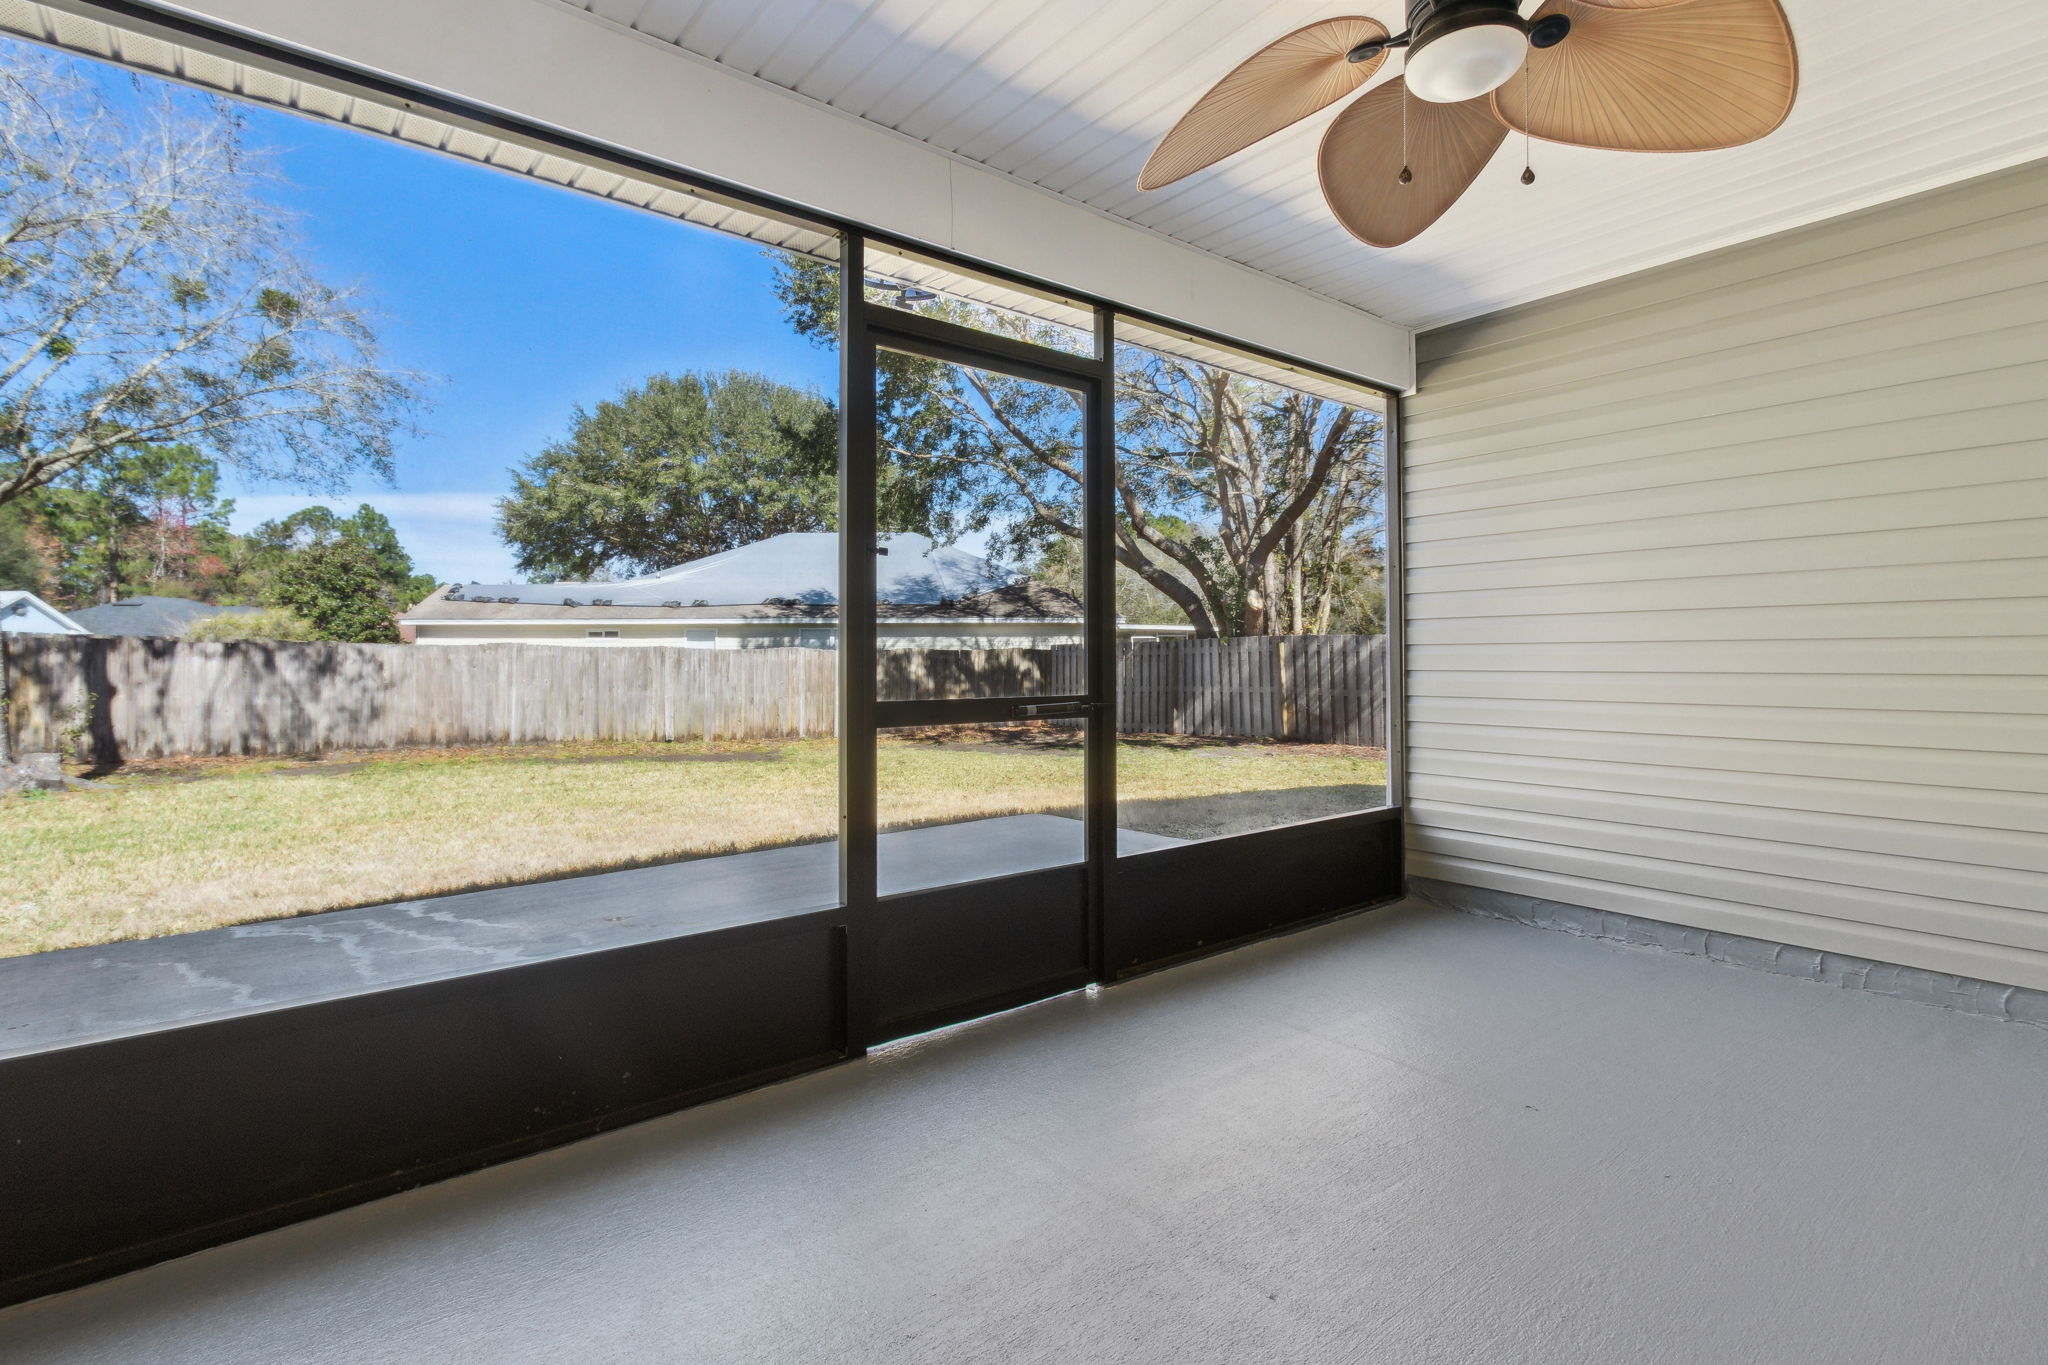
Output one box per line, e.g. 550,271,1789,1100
6,899,2048,1364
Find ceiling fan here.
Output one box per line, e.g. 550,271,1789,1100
1138,0,1798,248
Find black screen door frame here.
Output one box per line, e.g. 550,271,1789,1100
838,231,1117,1046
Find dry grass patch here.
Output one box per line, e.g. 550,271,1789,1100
2,734,1386,957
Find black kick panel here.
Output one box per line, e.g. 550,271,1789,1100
0,915,848,1308
1108,810,1403,976
867,864,1092,1043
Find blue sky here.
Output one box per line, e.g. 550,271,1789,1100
113,59,838,582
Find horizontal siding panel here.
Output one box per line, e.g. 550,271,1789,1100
1408,697,2048,756
1416,169,2048,360
1405,364,2048,483
1406,748,2048,837
1407,414,2048,521
1409,638,2048,676
1407,774,2048,875
1408,829,2048,956
1417,724,2048,802
1407,520,2048,594
1405,599,2048,647
1405,853,2048,996
1410,722,2048,795
1406,349,2048,468
1412,217,2048,402
1414,228,2048,401
1409,560,2048,617
1407,480,2048,569
1409,449,2047,547
1406,287,2048,445
1409,811,2048,917
1410,671,2046,715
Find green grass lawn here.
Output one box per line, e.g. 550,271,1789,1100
1,732,1386,958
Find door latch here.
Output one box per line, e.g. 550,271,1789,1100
1011,700,1105,719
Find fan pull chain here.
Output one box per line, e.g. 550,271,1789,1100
1519,57,1535,185
1398,80,1412,185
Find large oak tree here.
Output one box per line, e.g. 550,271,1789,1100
773,260,1384,638
495,369,837,581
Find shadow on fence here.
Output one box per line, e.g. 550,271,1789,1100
5,634,1385,760
1120,636,1387,747
877,645,1085,702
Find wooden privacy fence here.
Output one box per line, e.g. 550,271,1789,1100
877,644,1084,702
5,633,1385,761
5,637,838,761
1120,635,1386,747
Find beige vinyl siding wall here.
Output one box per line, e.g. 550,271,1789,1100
1402,160,2048,992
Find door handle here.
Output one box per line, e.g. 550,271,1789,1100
1011,700,1104,719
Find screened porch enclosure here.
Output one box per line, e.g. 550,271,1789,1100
0,0,1399,1309
7,0,2039,1350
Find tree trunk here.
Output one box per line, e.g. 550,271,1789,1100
1117,542,1220,639
1288,552,1306,636
1239,586,1266,638
0,633,10,767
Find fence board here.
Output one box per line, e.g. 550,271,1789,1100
4,634,1385,760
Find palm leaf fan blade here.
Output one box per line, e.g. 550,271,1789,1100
1318,76,1507,248
1494,0,1797,153
1139,16,1390,191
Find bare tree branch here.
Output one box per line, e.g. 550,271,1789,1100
0,47,427,510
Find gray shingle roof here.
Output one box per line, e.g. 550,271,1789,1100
66,596,264,638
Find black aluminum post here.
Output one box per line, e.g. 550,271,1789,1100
838,232,879,1050
1082,305,1118,982
1382,388,1407,812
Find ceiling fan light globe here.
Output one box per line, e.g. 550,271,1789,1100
1405,22,1527,103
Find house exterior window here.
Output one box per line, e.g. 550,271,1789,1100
683,629,716,647
586,629,620,639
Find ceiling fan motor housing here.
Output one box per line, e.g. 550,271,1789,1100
1406,0,1530,53
1403,0,1534,103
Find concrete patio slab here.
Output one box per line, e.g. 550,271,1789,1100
7,899,2048,1362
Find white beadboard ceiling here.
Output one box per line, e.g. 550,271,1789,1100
563,0,2048,329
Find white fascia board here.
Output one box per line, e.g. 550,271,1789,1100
138,0,1413,390
408,617,782,628
1,593,87,634
408,616,1196,630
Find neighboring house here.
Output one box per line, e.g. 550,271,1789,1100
401,532,1196,649
0,590,88,636
66,596,266,638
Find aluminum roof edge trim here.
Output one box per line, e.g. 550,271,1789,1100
405,617,1200,630
42,0,1412,390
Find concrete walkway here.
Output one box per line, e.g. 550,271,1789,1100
6,898,2048,1362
